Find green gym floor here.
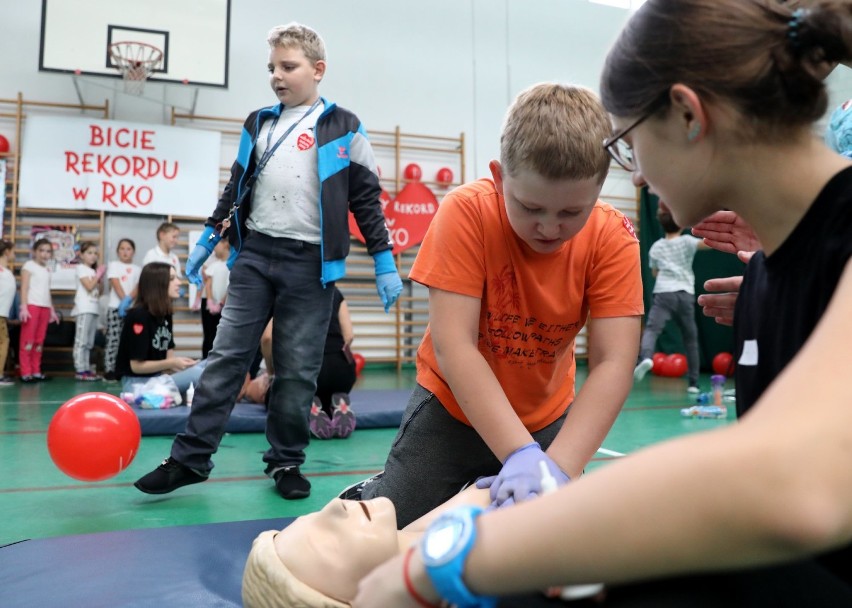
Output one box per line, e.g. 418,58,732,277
0,366,732,547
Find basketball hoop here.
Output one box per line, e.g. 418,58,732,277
108,41,163,95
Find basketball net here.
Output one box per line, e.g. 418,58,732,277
108,41,163,95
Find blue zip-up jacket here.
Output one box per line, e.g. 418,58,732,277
207,97,393,284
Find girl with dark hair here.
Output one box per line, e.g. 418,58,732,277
115,262,205,399
353,2,852,606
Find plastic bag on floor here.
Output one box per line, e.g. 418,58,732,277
121,374,183,409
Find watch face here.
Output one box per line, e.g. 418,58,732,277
423,516,467,565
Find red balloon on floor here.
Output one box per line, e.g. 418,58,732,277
651,352,667,374
47,392,141,482
666,353,688,377
712,352,734,376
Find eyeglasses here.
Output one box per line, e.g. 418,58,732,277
603,102,663,172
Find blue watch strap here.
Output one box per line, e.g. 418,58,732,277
422,506,497,608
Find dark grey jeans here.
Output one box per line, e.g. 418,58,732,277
361,384,569,527
171,232,334,474
639,291,700,384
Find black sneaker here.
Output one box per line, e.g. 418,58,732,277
272,466,311,500
134,457,208,494
32,373,51,382
338,472,384,500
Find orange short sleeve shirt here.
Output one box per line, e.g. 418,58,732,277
411,179,643,431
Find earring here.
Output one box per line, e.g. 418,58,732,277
687,124,702,142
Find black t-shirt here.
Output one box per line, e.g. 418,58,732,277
734,167,852,415
115,307,175,379
324,287,346,354
734,166,852,585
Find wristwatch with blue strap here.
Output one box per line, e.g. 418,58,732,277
421,506,497,608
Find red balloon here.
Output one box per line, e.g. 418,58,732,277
403,163,422,181
651,352,667,374
712,352,734,376
353,352,366,375
47,392,141,482
666,353,688,377
436,167,453,187
0,134,9,153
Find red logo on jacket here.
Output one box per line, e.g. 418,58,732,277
133,324,144,335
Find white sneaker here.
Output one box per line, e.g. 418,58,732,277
633,358,654,382
687,385,700,394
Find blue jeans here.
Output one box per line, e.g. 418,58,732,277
171,232,334,474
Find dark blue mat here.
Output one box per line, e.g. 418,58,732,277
0,519,553,608
0,518,292,608
135,388,410,436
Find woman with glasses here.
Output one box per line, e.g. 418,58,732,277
353,2,852,606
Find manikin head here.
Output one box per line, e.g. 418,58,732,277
242,497,400,607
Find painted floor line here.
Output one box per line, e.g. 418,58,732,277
597,447,625,457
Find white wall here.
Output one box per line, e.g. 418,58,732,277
3,1,851,176
0,0,633,180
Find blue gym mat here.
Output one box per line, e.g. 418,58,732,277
134,388,410,435
0,519,556,608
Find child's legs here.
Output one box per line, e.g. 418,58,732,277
0,318,8,375
314,350,357,412
639,293,676,360
103,309,123,374
73,313,98,372
672,291,701,384
19,305,50,376
361,385,502,527
264,245,334,471
200,304,221,359
170,242,277,473
362,384,570,527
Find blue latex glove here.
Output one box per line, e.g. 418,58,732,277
475,442,570,507
187,226,220,287
117,295,133,318
372,249,403,313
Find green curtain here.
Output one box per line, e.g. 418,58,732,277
639,188,743,370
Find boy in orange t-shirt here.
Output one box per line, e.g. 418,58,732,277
355,83,644,527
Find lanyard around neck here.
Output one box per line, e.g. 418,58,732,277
255,98,322,177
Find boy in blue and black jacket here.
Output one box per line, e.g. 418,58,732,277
135,22,402,500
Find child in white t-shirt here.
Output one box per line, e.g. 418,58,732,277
200,239,230,358
104,238,141,381
0,240,17,385
71,241,105,381
19,238,60,382
142,222,182,278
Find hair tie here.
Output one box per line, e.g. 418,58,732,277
787,8,806,50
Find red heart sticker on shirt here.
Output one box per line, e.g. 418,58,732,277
297,132,315,151
133,324,144,335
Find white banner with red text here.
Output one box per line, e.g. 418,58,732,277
18,115,220,216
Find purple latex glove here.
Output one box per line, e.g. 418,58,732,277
475,442,570,507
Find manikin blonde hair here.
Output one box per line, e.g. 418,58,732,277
267,22,327,64
242,530,348,608
500,83,611,183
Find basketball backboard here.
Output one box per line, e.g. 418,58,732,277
39,0,230,88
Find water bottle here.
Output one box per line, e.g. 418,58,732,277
711,374,726,406
680,405,727,419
